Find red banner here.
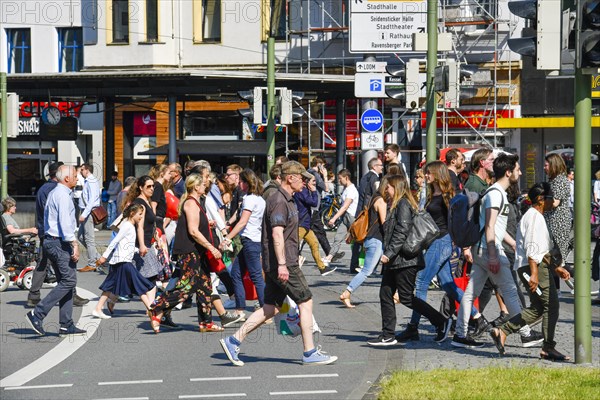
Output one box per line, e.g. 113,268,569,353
324,114,360,150
133,112,157,137
19,101,84,118
420,109,514,129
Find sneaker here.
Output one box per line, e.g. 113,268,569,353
59,324,87,336
395,324,420,342
161,314,181,330
434,318,453,343
220,336,244,366
470,316,491,338
234,311,247,322
321,257,330,267
73,294,90,307
220,312,243,327
521,330,544,348
367,335,398,347
451,334,485,348
302,346,338,365
331,252,345,262
117,295,130,303
299,255,306,268
25,311,45,336
92,310,111,320
491,311,510,327
319,265,337,276
26,298,40,308
253,301,261,310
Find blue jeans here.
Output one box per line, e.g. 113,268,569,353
410,233,477,326
107,200,118,226
231,237,265,309
347,237,382,293
34,238,77,327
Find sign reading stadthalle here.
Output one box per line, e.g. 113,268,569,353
349,0,427,53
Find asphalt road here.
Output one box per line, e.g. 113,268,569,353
1,232,599,400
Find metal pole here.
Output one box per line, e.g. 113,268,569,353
425,0,438,164
168,95,177,164
267,37,276,172
1,72,7,199
335,98,346,181
573,69,592,365
361,54,377,177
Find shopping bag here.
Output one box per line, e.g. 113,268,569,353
243,270,258,300
274,296,321,337
454,261,479,311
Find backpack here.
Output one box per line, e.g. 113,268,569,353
348,197,376,244
448,187,502,248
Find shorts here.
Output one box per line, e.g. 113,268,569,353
264,264,312,307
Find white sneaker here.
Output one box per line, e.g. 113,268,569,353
299,255,306,268
92,310,111,319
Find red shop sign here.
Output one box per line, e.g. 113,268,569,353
420,109,514,129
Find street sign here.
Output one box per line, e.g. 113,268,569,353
361,109,384,132
356,61,388,73
361,131,384,150
349,0,427,53
355,73,387,98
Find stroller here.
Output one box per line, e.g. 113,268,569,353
0,213,39,292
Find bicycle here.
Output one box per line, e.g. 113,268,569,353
319,193,342,231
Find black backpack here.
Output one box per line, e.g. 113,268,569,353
448,187,502,248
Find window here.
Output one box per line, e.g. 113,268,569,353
193,0,221,42
111,0,129,43
58,28,83,72
146,0,159,42
6,29,31,73
262,0,286,41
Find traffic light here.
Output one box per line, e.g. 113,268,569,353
442,60,478,109
385,59,420,109
507,0,563,70
238,87,263,124
277,89,304,125
576,0,600,68
0,93,19,138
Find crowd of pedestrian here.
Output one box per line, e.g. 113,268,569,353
8,143,600,366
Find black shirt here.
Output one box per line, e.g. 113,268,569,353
173,197,211,255
132,198,156,248
449,170,463,193
366,195,384,242
426,194,448,236
151,182,167,228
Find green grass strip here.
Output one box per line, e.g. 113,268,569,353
378,366,600,400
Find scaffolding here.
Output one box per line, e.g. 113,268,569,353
282,0,520,163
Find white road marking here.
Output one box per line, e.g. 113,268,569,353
179,394,247,399
0,287,99,388
98,379,163,386
276,373,339,379
92,398,150,400
270,390,338,395
189,376,252,382
4,384,74,390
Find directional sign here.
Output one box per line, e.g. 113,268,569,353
356,61,388,73
350,0,427,53
361,109,384,132
361,131,384,150
355,73,387,98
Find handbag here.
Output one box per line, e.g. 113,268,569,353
196,199,227,274
348,197,376,244
91,206,108,225
401,209,441,258
542,247,563,269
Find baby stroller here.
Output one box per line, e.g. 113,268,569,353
0,214,39,292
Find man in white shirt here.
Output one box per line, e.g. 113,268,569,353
323,169,359,264
77,163,101,272
452,153,525,348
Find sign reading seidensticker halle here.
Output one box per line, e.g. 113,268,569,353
349,0,426,53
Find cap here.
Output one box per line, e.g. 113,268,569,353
281,161,313,180
47,161,64,178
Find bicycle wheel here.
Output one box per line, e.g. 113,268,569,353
321,205,342,231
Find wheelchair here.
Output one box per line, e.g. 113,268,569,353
0,213,39,292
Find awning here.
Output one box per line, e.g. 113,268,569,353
139,140,277,156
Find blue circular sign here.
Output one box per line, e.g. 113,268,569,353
361,109,383,132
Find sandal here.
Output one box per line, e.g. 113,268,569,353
540,348,571,362
149,311,161,334
393,292,400,304
199,322,224,332
339,290,356,308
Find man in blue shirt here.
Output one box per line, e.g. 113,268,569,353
26,165,87,336
77,163,101,272
27,162,89,307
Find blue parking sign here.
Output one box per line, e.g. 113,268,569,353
361,109,383,132
369,79,383,92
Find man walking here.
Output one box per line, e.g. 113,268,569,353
445,148,465,192
465,148,494,194
77,163,101,272
25,165,87,337
106,171,122,226
220,161,337,366
451,154,524,348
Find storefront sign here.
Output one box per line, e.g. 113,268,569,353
420,109,514,129
133,112,157,159
19,101,84,118
18,117,40,135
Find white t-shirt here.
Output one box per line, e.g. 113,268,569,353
479,183,509,249
514,208,553,269
240,194,265,242
342,183,359,217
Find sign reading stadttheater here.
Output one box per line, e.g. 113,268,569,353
349,0,426,53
